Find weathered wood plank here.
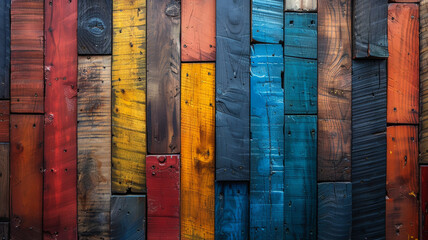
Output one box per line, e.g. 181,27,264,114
252,0,283,44
285,0,317,11
419,0,428,163
78,0,112,55
386,126,419,240
388,4,419,124
77,56,111,240
216,0,250,181
10,0,43,113
146,155,180,240
112,0,146,194
44,0,78,238
0,222,8,240
147,0,180,154
181,0,215,61
0,0,10,99
0,144,9,221
0,101,9,142
389,0,420,2
284,13,317,59
181,63,215,240
215,182,249,240
111,196,146,240
421,166,428,239
10,115,43,239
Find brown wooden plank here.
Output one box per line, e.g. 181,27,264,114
420,0,428,163
0,144,9,221
421,166,428,239
0,101,9,142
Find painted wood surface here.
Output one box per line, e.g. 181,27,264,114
181,63,215,240
388,4,419,124
147,0,180,154
352,60,387,240
181,0,216,62
420,0,428,163
317,182,352,240
77,56,111,240
10,115,43,239
111,196,146,240
252,0,283,44
0,144,9,221
0,0,10,99
0,101,9,142
215,182,249,240
421,166,428,239
112,0,146,194
284,13,317,59
10,0,43,113
146,155,180,240
78,0,112,55
44,0,78,238
285,0,317,11
0,222,8,240
216,0,250,181
389,0,420,2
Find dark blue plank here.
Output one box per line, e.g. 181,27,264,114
0,0,10,99
250,44,284,239
252,0,283,44
284,13,317,59
111,196,146,240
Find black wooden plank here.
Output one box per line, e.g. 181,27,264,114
216,0,250,181
0,0,10,99
78,0,112,55
111,195,146,240
0,222,8,240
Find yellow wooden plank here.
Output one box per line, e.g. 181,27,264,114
181,63,215,240
112,0,146,194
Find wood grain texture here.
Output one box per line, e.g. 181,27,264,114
421,166,428,240
388,4,419,124
112,0,146,194
44,0,78,238
77,56,111,240
216,0,250,181
0,144,9,221
317,182,352,240
252,0,283,44
181,0,216,61
146,155,180,240
284,13,317,59
420,0,428,163
78,0,112,54
215,182,249,240
0,0,10,99
10,115,43,239
111,196,146,240
10,0,43,113
181,63,215,240
147,0,180,154
0,222,8,240
0,101,9,142
387,126,419,240
285,0,317,11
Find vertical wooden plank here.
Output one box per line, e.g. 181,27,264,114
10,0,44,113
181,0,216,62
147,0,180,154
215,182,249,240
317,182,352,240
146,155,180,240
0,222,8,240
284,13,317,59
421,0,428,163
387,126,419,240
0,0,10,99
0,101,9,142
44,0,78,238
252,0,283,44
77,56,111,240
181,63,215,239
78,0,112,55
111,196,146,240
10,115,43,239
388,4,419,124
421,166,428,239
285,0,317,11
0,144,9,221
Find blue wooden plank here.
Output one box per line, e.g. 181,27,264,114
284,13,317,59
111,196,146,240
215,182,249,240
252,0,283,44
284,115,317,240
0,0,10,99
250,44,284,240
318,182,352,240
284,57,317,114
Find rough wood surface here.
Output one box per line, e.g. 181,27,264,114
0,0,10,99
0,101,9,142
252,0,283,43
0,144,9,221
285,0,317,11
181,63,215,240
0,222,8,240
284,13,317,59
419,0,428,162
111,196,146,240
112,0,146,194
147,0,180,154
421,166,428,239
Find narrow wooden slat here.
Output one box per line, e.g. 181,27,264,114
78,0,112,55
419,0,428,162
77,56,111,240
147,0,180,154
389,0,420,2
421,166,428,239
10,115,43,239
386,126,419,239
388,4,419,124
181,0,215,61
0,144,9,221
216,0,250,181
0,0,10,99
285,0,317,11
44,0,78,238
252,0,283,44
284,13,317,59
0,222,8,240
0,101,9,142
111,196,146,240
181,63,215,239
112,0,146,194
146,155,180,239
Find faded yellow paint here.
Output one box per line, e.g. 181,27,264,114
112,0,146,193
181,63,215,240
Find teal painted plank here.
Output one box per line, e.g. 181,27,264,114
252,0,283,43
250,44,284,240
284,13,317,59
111,196,146,240
284,57,317,114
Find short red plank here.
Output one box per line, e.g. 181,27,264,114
43,0,78,239
146,155,180,240
421,166,428,239
0,101,9,142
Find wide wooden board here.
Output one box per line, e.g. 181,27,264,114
111,196,146,240
0,222,8,240
285,0,317,11
284,13,317,59
252,0,283,44
0,0,10,99
419,0,428,162
421,166,428,239
0,144,8,221
0,101,9,142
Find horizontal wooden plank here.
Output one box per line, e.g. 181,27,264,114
252,0,283,43
419,0,428,163
0,101,9,142
0,144,8,221
0,222,8,240
111,196,146,240
421,166,428,239
0,0,10,99
285,0,317,11
284,13,317,59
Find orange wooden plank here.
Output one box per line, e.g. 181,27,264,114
0,101,9,142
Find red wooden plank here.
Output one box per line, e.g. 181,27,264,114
146,155,180,240
43,0,78,239
422,166,428,239
0,101,9,142
0,144,9,221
